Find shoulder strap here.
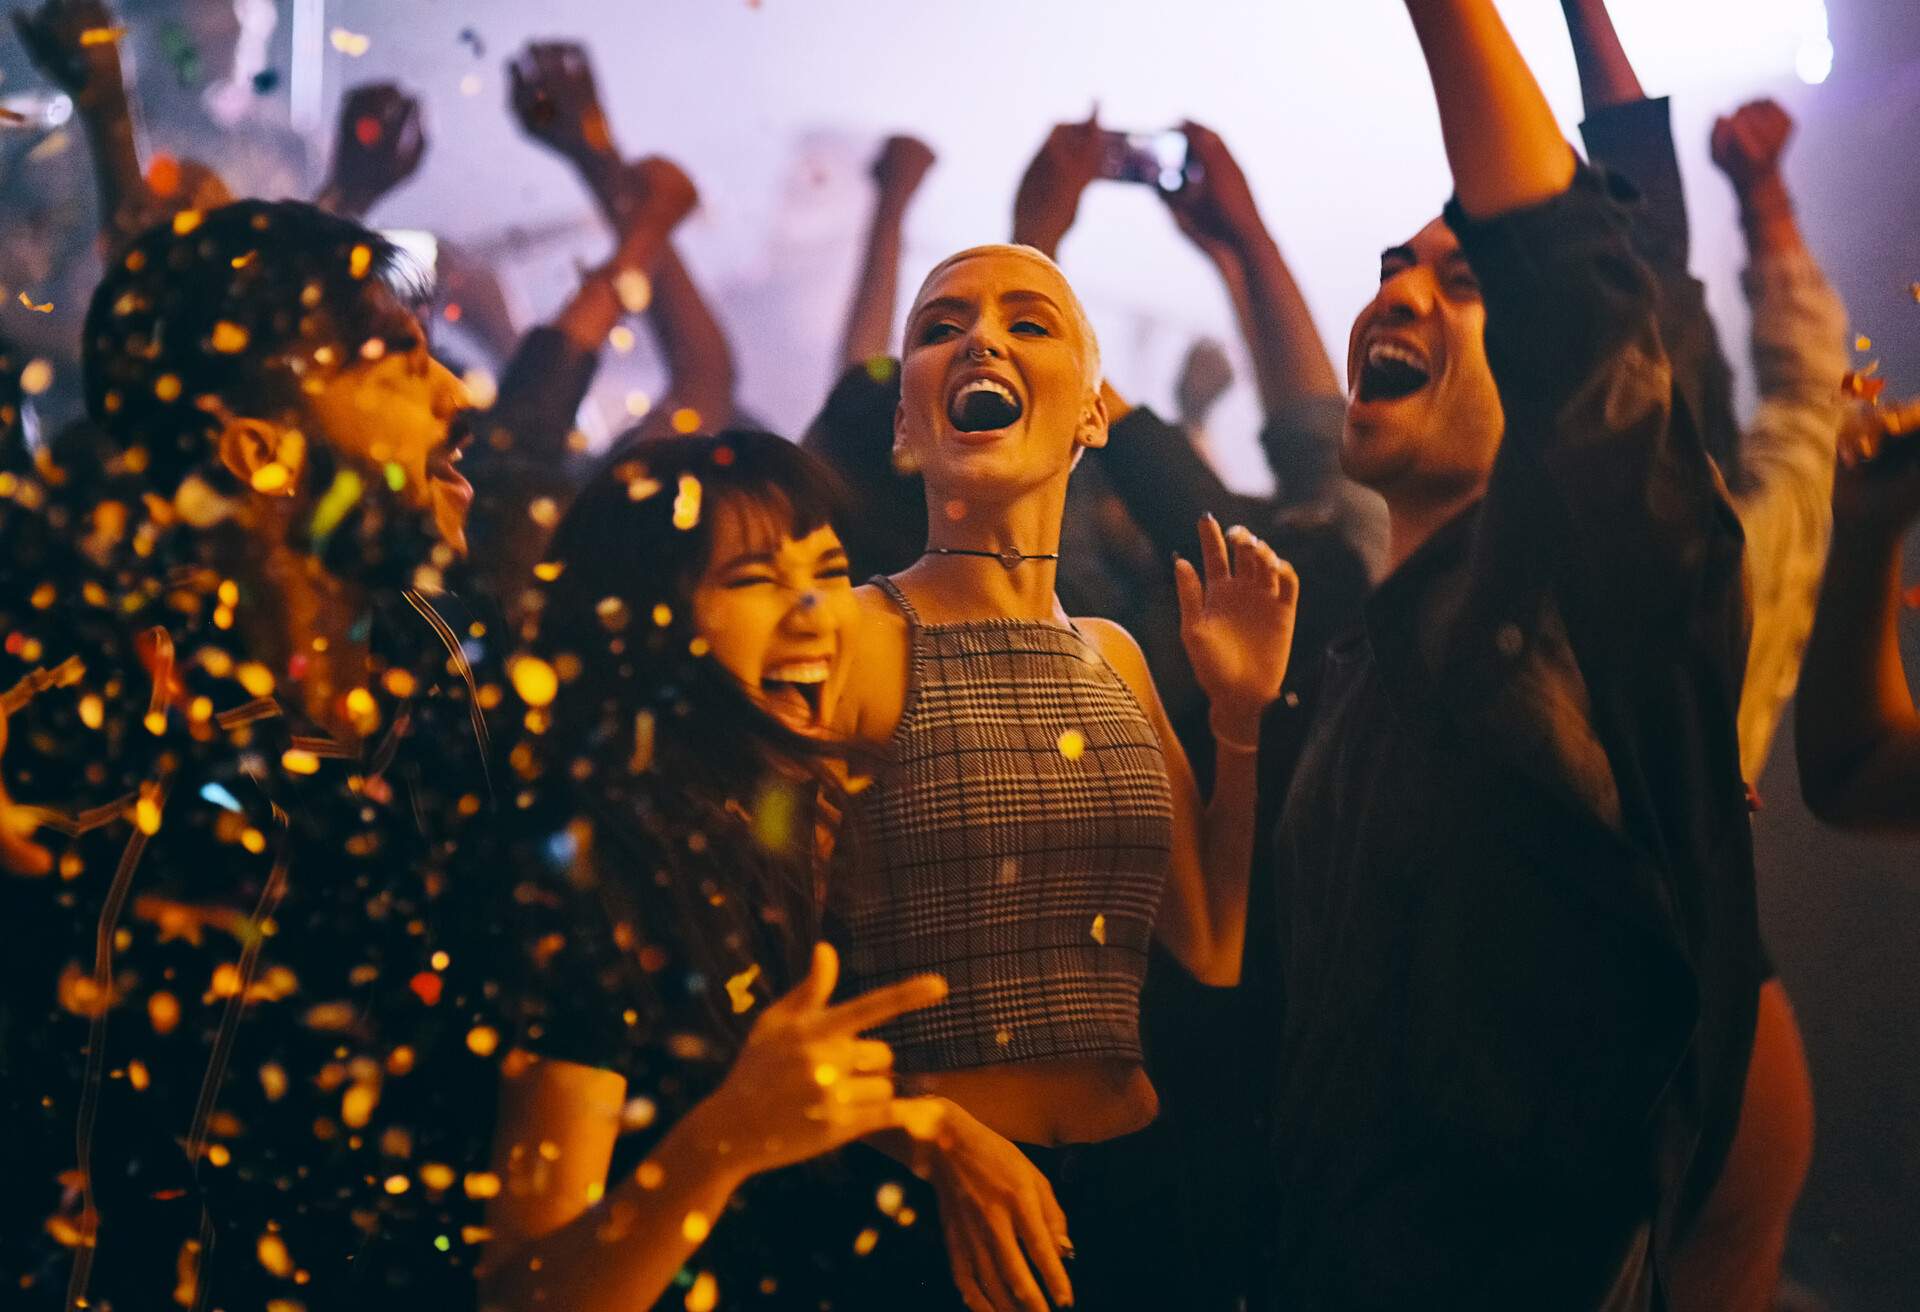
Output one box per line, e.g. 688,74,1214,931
869,574,922,627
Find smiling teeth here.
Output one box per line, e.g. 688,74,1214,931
1367,342,1428,371
765,660,829,685
957,379,1016,405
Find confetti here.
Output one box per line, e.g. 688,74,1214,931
685,1273,719,1312
671,407,703,436
622,1096,658,1129
150,991,181,1034
876,1182,904,1216
682,1212,712,1242
672,474,703,530
609,325,637,353
349,244,373,279
466,1025,500,1057
173,210,204,237
1857,335,1874,351
463,1171,502,1199
509,655,559,708
625,390,652,418
1057,728,1086,760
461,367,498,408
257,1233,293,1277
409,970,443,1005
854,1228,880,1256
19,359,53,394
1843,369,1888,403
1090,913,1107,945
17,292,53,314
330,28,371,57
383,1174,410,1195
79,25,125,45
614,269,652,313
724,963,761,1014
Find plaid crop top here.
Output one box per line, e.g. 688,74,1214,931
834,577,1175,1073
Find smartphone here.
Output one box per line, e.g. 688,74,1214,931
1098,129,1190,191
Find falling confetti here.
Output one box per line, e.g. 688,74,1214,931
1090,913,1107,945
671,407,703,436
330,28,371,57
854,1228,880,1256
79,25,125,45
614,269,652,313
672,474,703,530
17,292,53,314
19,359,53,395
1057,728,1086,760
508,655,559,708
681,1211,712,1242
685,1272,719,1312
1857,335,1874,351
724,963,761,1014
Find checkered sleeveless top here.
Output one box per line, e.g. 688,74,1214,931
835,577,1174,1073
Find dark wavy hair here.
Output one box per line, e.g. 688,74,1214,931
527,429,858,1043
81,200,426,496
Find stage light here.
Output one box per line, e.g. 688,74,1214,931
1795,2,1834,84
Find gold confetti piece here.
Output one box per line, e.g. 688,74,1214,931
303,1001,355,1031
383,668,416,698
144,709,167,735
281,748,320,775
19,359,52,394
1057,728,1086,760
509,656,558,708
671,407,702,435
240,828,267,854
1857,335,1874,351
79,25,124,46
1910,283,1920,304
528,496,559,527
609,325,637,353
672,474,703,530
419,1163,455,1191
79,693,105,729
614,269,652,313
685,1272,719,1312
429,949,450,970
136,793,163,835
260,1062,288,1100
466,1025,500,1057
876,1182,904,1215
1090,913,1107,945
207,1144,231,1167
173,210,204,236
896,1206,918,1227
623,1096,658,1129
150,991,181,1034
636,1160,665,1189
460,367,497,408
341,1082,376,1129
128,1059,150,1090
57,967,112,1022
348,244,372,279
725,964,761,1014
682,1212,712,1243
994,1026,1012,1046
625,390,652,418
330,27,371,57
212,321,251,354
17,293,53,314
854,1227,880,1256
383,1174,410,1195
257,1233,293,1277
237,661,276,696
463,1171,502,1199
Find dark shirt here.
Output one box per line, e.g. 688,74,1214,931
1264,169,1759,1310
0,484,506,1309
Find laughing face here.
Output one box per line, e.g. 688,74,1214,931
691,500,857,737
895,247,1107,502
300,307,475,555
1342,217,1504,505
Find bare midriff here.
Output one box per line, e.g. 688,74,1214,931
910,1057,1160,1147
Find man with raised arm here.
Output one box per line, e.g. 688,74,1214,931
1261,2,1758,1306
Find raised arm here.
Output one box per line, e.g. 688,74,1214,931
14,0,154,251
1713,100,1851,782
312,82,427,223
1009,113,1102,259
1795,402,1920,834
1558,0,1644,112
841,135,936,368
1404,0,1577,219
509,41,737,434
1163,122,1340,413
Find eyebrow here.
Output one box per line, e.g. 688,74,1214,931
1380,245,1416,267
912,295,972,322
1001,290,1063,314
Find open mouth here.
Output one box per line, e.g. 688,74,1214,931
759,658,830,729
1356,339,1433,404
948,377,1023,434
427,417,474,499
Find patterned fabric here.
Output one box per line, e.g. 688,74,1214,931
836,577,1174,1073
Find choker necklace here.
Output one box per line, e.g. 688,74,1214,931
923,546,1061,572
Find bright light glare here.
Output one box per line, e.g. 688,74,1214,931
1795,1,1834,85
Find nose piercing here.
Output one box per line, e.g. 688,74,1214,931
797,592,818,610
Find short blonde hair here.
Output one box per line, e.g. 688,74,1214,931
908,244,1102,387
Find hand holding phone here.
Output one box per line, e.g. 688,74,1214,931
1098,129,1191,191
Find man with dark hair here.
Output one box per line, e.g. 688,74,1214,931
0,184,688,1307
1260,1,1758,1306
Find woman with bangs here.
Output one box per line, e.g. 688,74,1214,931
826,243,1301,1311
477,430,952,1312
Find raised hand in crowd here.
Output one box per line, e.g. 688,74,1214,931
1797,397,1920,834
841,134,937,368
506,38,739,434
1165,122,1342,412
481,944,947,1312
314,82,428,222
1010,111,1103,259
13,0,158,248
1176,512,1300,737
1712,99,1801,256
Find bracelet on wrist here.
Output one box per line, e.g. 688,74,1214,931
1209,713,1261,754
